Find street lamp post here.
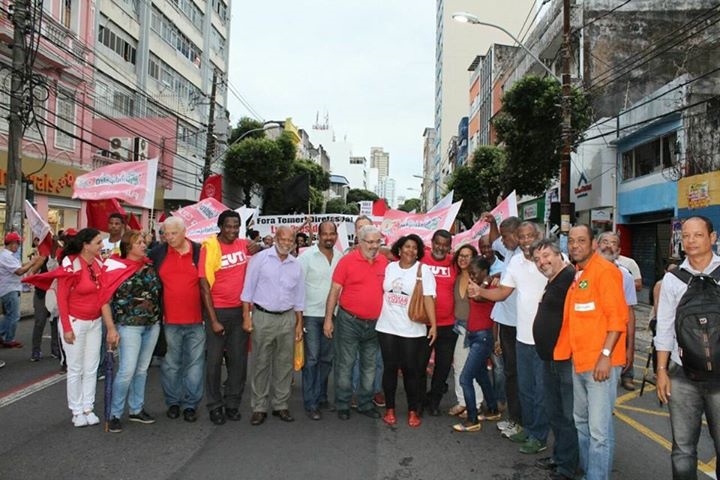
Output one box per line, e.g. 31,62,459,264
453,2,574,232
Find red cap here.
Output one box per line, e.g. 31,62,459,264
64,228,78,237
4,232,21,244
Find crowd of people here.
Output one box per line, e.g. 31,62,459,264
1,210,718,480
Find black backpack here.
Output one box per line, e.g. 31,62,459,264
671,265,720,380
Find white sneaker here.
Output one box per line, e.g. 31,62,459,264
497,419,513,431
501,423,523,438
73,414,89,428
84,411,100,426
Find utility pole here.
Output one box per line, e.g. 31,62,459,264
202,69,217,182
559,0,573,233
5,0,28,234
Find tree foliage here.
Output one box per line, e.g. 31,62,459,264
325,197,359,214
228,117,265,145
223,133,296,207
398,198,422,213
262,158,330,214
446,145,507,228
493,75,592,197
346,189,379,204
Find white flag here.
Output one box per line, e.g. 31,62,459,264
428,190,454,213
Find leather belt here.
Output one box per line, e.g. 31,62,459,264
339,307,376,322
254,304,292,315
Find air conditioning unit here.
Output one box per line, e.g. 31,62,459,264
134,137,149,161
109,137,132,161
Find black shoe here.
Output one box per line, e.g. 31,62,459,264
535,456,557,470
272,409,295,422
226,408,242,421
250,411,267,426
307,409,321,421
337,409,350,420
183,408,197,423
357,408,381,419
209,407,226,425
128,410,156,424
108,417,122,433
166,405,180,419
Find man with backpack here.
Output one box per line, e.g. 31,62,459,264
656,216,720,480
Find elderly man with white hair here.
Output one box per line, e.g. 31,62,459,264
149,216,205,423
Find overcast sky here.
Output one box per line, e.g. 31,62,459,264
227,1,436,201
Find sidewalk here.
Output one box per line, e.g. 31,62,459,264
19,290,34,320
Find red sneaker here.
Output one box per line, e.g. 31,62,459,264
408,411,422,428
383,408,396,426
373,393,386,407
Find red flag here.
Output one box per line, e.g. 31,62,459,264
127,213,142,230
372,199,389,216
199,174,223,202
37,235,54,257
86,199,127,231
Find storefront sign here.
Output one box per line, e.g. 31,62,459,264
0,155,88,198
688,180,710,208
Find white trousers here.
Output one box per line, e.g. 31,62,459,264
60,317,101,415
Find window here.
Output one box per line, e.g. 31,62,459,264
150,8,201,64
113,92,135,116
98,21,137,66
621,132,677,180
55,90,75,149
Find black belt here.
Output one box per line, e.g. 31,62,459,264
254,304,292,315
339,307,376,322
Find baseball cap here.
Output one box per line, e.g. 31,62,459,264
4,232,22,244
64,228,78,237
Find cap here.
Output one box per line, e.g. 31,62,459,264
64,228,78,237
4,232,22,244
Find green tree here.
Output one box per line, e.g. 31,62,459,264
228,117,265,144
346,189,379,205
446,145,507,228
262,159,330,214
398,198,422,213
493,75,592,196
223,132,296,207
324,198,359,214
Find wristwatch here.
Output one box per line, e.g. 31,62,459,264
601,348,611,357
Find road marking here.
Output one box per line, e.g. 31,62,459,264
0,372,65,409
615,380,716,479
616,404,669,417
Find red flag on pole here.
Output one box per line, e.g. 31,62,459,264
126,213,142,230
372,199,389,216
86,199,127,231
199,174,223,202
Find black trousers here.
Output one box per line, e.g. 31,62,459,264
499,324,522,423
377,331,426,411
420,325,458,408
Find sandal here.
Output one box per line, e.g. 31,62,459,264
453,420,482,432
448,404,466,416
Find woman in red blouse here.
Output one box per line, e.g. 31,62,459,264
57,228,105,428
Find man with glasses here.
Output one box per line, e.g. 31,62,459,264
324,225,388,421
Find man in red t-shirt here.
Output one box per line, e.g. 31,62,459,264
324,225,388,420
149,216,204,423
199,210,258,425
420,230,457,416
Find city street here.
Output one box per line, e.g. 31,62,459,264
0,305,713,480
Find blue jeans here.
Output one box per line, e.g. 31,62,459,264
334,308,378,411
573,365,621,480
111,324,161,418
668,362,720,480
517,341,549,442
544,359,578,478
460,329,496,423
0,291,20,341
352,348,383,395
302,316,334,410
491,352,506,403
161,323,205,410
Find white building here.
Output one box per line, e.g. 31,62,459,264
370,147,390,179
433,0,534,202
378,177,397,208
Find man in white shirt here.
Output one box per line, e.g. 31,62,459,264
472,222,549,454
297,221,342,420
102,213,125,258
656,216,720,479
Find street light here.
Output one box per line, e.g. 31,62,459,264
452,6,574,233
452,12,560,82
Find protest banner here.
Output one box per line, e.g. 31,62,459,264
380,201,462,245
172,198,229,227
24,200,53,256
452,191,518,248
73,159,158,209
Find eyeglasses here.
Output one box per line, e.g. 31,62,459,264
361,239,381,246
